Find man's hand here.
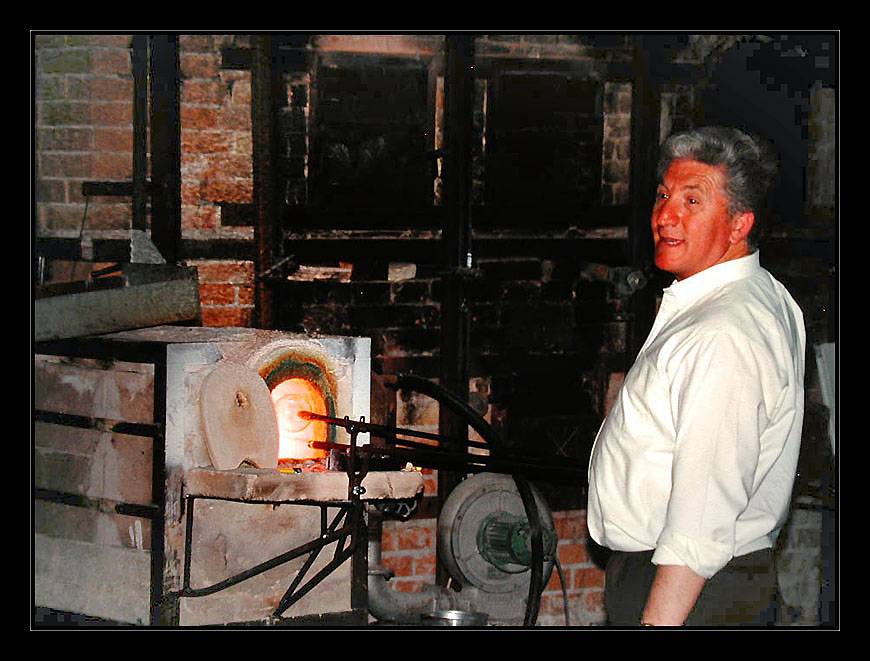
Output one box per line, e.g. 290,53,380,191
641,564,706,626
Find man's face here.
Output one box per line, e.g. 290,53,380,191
651,159,752,281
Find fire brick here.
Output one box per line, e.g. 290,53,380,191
557,542,589,566
200,306,253,328
382,554,413,577
396,522,435,551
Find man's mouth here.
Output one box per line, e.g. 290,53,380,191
659,238,683,247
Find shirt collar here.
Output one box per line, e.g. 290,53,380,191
663,252,761,307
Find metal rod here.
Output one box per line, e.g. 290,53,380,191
150,355,169,625
34,488,160,520
300,411,486,449
34,410,160,438
309,440,583,483
302,411,585,473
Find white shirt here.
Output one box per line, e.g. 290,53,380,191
586,252,805,579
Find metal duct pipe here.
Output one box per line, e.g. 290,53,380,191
366,534,459,625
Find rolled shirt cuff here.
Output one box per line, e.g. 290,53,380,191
651,530,733,579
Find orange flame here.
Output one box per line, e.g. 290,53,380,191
270,378,328,460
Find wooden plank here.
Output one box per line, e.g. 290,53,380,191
34,533,151,625
184,467,424,503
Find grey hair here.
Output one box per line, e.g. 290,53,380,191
657,126,779,249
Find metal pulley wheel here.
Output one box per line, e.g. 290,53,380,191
437,473,556,595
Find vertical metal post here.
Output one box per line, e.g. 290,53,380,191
150,353,173,625
437,34,475,586
251,35,281,329
626,37,662,364
149,34,182,264
131,35,149,232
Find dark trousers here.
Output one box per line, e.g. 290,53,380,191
604,548,778,627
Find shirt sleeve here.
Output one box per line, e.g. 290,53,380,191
651,331,772,578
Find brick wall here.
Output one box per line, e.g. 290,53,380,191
35,35,135,235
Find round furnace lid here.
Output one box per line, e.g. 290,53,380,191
199,363,280,470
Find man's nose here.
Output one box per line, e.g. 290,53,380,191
654,199,679,227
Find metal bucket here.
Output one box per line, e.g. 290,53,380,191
420,610,489,627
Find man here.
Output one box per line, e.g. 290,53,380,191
586,126,806,627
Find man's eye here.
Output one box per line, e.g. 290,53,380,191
656,192,669,200
687,197,698,205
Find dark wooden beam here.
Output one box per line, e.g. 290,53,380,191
251,35,283,329
626,37,662,364
149,35,182,264
436,34,476,587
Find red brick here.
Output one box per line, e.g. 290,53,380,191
397,524,434,551
91,49,131,76
86,203,132,230
380,528,397,552
182,79,228,106
382,554,413,577
181,204,219,230
90,76,134,102
201,178,252,204
199,283,235,306
573,566,605,590
217,105,251,130
557,542,589,566
37,179,67,204
538,594,562,617
228,78,251,106
230,132,253,156
545,566,568,592
553,511,587,543
203,154,252,179
583,589,605,612
38,49,91,75
181,52,220,79
39,153,92,178
182,130,233,154
201,306,253,328
83,35,132,48
92,152,132,179
236,286,254,305
39,101,90,126
179,35,216,52
391,580,424,593
413,553,437,577
181,181,202,206
181,106,220,130
38,204,85,231
91,102,132,127
94,127,133,152
191,261,254,285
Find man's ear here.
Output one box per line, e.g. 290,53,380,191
729,211,755,244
